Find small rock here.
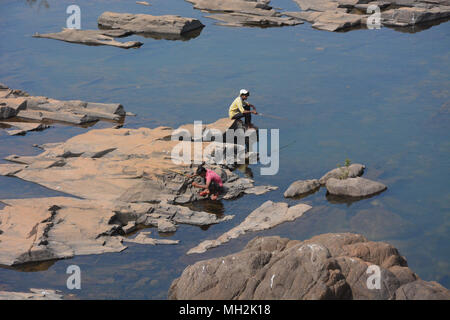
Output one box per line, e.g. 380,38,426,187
326,177,387,197
284,179,320,198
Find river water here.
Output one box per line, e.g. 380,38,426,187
0,0,449,299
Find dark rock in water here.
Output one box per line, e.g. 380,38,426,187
33,29,143,49
98,12,205,36
169,233,450,300
284,179,320,198
326,177,387,197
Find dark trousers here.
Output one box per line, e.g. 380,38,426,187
231,105,251,125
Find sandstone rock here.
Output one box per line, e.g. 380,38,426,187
0,118,276,264
1,121,49,136
0,197,127,266
319,163,365,185
0,85,126,132
0,288,63,300
293,0,341,12
381,6,450,26
186,0,302,27
187,201,312,254
170,233,450,299
33,29,143,49
395,280,450,299
284,179,320,198
326,177,387,197
121,231,179,245
98,12,205,36
206,13,303,27
0,98,27,119
157,219,178,233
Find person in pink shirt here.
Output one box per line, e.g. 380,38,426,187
190,165,223,200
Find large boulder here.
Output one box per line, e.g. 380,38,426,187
169,233,450,300
326,177,387,197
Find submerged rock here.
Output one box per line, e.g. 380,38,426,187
33,29,143,49
187,201,312,254
170,233,450,299
0,288,63,300
284,179,320,198
326,177,387,197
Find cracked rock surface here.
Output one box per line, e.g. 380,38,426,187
170,233,450,299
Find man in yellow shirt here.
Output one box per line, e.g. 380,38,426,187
228,89,258,128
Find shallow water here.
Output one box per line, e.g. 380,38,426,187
0,0,449,298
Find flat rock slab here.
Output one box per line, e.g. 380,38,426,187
98,12,205,36
1,121,49,136
187,200,312,254
0,98,27,119
206,13,303,27
326,177,387,197
284,179,320,198
381,6,450,26
0,197,127,266
170,233,450,299
0,288,63,300
289,0,450,32
0,84,126,132
121,232,179,245
33,29,143,49
187,0,303,27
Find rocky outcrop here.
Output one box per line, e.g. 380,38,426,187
326,177,387,197
186,0,303,27
0,197,127,266
0,84,125,133
187,201,312,254
169,233,450,299
0,118,276,265
287,0,450,32
33,29,143,49
98,12,205,37
0,288,63,300
284,179,320,198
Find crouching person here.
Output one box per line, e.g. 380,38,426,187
190,165,223,200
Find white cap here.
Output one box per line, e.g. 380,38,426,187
240,89,249,96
